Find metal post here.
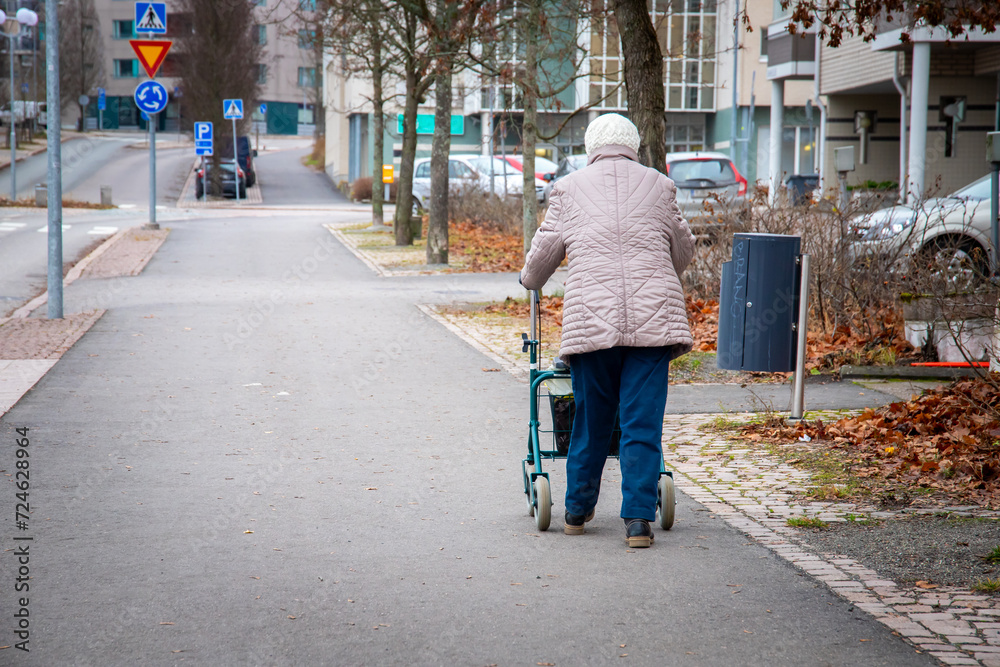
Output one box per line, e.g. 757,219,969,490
232,116,240,203
992,163,999,276
149,114,157,226
768,80,784,206
45,0,62,319
10,28,17,201
790,254,811,420
730,0,739,167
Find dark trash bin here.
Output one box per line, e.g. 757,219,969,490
785,174,819,206
717,233,802,372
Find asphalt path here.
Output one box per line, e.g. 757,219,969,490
0,208,124,318
254,141,349,207
0,208,932,665
0,134,193,206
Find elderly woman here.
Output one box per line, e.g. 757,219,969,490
519,113,695,548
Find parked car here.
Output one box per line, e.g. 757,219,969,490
217,135,257,188
848,173,995,287
196,159,247,199
500,155,558,182
663,151,748,222
543,153,588,201
411,154,545,211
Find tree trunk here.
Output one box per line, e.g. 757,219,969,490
371,65,386,226
428,63,452,264
394,68,419,246
520,0,540,256
613,0,666,174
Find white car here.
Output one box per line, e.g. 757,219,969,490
849,174,996,287
411,154,545,211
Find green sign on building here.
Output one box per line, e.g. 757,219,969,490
397,114,465,136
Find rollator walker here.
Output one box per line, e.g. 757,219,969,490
520,289,675,531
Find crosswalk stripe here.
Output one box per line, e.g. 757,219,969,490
87,226,118,235
37,225,72,233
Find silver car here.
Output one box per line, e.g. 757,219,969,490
411,154,544,211
849,174,995,287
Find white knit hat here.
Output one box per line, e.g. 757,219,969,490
584,113,640,156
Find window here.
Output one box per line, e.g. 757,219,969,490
587,0,716,112
297,29,316,49
297,67,316,87
449,161,474,178
112,20,133,39
114,59,137,78
253,25,266,45
255,63,267,84
415,162,430,178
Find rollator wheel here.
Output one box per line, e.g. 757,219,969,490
657,475,675,530
525,470,535,516
533,476,551,531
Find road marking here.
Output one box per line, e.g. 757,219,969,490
37,225,72,233
0,222,26,231
88,226,119,236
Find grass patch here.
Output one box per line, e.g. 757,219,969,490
972,578,1000,594
700,414,745,433
986,546,1000,564
787,516,828,529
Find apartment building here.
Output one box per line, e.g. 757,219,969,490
325,0,813,186
68,0,321,134
324,0,1000,198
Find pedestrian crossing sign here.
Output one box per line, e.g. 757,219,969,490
135,2,167,35
223,99,244,120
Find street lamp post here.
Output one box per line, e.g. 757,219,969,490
0,7,39,201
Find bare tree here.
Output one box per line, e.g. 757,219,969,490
58,0,103,131
470,0,597,252
323,0,394,227
401,0,489,264
174,0,262,182
613,0,665,174
779,0,1000,45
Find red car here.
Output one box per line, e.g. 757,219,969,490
500,155,559,183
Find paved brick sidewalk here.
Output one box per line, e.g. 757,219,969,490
664,413,1000,667
0,225,169,418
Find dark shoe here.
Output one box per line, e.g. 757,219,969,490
624,518,654,548
564,509,596,535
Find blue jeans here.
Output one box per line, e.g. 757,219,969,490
565,346,671,521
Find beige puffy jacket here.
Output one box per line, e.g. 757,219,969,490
520,145,696,361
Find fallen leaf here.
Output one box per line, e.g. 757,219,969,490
159,622,175,626
915,581,938,589
244,530,254,534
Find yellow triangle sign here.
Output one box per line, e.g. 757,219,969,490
129,40,172,78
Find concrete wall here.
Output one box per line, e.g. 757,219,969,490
823,78,997,195
821,35,898,95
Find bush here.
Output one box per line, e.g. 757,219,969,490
447,185,525,235
350,177,397,203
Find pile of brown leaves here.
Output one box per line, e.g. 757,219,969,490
688,297,718,352
484,294,564,327
449,221,524,273
683,300,914,369
743,377,1000,506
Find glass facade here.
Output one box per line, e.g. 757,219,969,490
589,0,717,112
